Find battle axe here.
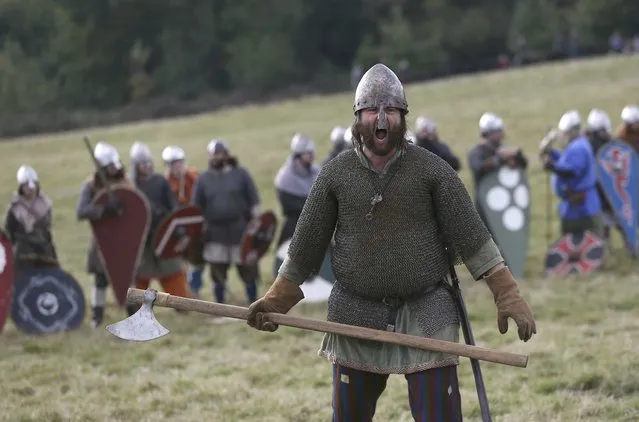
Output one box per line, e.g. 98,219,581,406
107,288,529,368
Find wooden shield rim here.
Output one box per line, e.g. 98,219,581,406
91,185,151,305
241,211,278,262
152,205,205,257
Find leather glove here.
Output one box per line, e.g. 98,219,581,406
484,266,536,342
246,277,304,332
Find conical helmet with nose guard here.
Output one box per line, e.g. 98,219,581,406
353,63,408,131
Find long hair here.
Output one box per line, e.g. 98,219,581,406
349,110,408,151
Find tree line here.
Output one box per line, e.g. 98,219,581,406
0,0,637,138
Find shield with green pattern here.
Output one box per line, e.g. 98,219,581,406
476,166,530,279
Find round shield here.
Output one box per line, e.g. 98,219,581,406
544,230,605,278
152,205,205,259
11,267,85,334
240,211,278,265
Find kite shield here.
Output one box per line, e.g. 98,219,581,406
596,141,639,256
477,166,531,279
91,184,150,307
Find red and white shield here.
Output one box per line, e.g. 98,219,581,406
152,205,205,259
544,230,606,278
240,211,278,265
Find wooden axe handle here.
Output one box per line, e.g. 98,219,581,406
126,288,528,368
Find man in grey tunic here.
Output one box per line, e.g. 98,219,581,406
274,133,320,246
192,140,261,305
247,64,536,421
129,142,190,301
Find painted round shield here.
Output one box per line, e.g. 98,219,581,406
544,231,605,278
11,267,85,334
240,211,278,265
273,239,335,303
152,205,205,259
0,230,15,333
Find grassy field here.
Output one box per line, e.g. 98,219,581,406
1,55,639,422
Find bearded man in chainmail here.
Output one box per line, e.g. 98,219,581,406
247,63,536,421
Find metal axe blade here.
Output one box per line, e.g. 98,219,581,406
105,289,170,341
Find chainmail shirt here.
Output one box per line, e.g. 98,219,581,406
279,143,503,373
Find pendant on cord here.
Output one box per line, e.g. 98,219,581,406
365,194,383,220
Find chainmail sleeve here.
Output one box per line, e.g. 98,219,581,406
432,160,492,267
280,166,338,283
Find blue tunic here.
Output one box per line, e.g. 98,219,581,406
549,136,601,220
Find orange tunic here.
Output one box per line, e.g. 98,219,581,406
166,168,199,206
616,124,639,153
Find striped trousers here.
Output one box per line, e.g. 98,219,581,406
332,364,462,422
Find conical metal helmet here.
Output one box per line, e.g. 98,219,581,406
353,63,408,114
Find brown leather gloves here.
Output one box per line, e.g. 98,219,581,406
485,267,537,342
247,277,304,332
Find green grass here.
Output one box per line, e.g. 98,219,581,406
1,55,639,421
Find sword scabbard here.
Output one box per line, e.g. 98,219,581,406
449,263,493,422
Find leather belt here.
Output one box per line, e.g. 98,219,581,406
381,281,444,332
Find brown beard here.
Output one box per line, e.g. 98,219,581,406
352,114,407,156
91,168,127,192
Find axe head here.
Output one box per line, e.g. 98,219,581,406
106,289,170,341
